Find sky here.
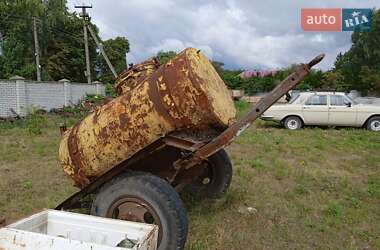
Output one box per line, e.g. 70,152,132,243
67,0,378,71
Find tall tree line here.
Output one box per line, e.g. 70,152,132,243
328,9,380,95
0,0,129,84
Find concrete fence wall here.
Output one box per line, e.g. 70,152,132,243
0,76,105,118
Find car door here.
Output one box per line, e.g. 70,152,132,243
328,95,357,126
302,94,329,125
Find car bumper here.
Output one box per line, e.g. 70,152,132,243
260,115,275,121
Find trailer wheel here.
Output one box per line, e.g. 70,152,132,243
186,149,232,199
91,172,188,250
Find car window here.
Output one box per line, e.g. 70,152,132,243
289,94,300,104
330,95,345,106
345,94,357,105
331,95,352,106
305,95,327,105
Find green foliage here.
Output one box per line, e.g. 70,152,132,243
98,37,130,84
249,158,266,170
297,69,325,90
60,93,106,118
61,105,88,118
368,176,380,198
219,67,324,95
42,8,97,82
186,241,205,250
0,0,44,79
333,9,380,95
25,109,48,135
219,70,243,90
157,51,177,64
0,108,48,134
320,70,346,91
294,184,309,195
84,94,105,104
23,181,33,189
359,66,380,95
0,0,129,84
325,201,343,218
234,100,250,117
211,60,225,74
105,83,117,97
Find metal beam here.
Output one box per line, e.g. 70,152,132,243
86,24,118,78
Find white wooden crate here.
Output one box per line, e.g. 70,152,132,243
0,210,158,250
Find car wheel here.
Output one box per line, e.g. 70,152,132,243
91,172,188,250
284,116,302,130
367,116,380,132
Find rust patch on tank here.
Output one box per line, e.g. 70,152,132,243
146,49,225,129
115,58,160,95
119,113,130,129
67,120,90,188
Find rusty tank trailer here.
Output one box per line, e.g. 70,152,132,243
59,48,236,188
57,48,325,250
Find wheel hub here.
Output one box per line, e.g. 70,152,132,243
107,197,163,243
288,120,298,129
196,161,214,187
371,121,380,131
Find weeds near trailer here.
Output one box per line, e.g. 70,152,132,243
0,108,47,135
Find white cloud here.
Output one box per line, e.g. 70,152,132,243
67,0,377,70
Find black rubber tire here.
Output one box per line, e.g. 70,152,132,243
186,149,233,199
366,116,380,132
91,172,188,250
284,116,303,130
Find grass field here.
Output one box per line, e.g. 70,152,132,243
0,103,379,249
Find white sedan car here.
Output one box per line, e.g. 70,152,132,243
261,92,380,131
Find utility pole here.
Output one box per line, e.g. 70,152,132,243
75,4,92,84
33,17,41,81
86,24,117,78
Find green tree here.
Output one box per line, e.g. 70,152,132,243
360,66,380,94
41,0,98,82
0,0,44,79
211,60,224,74
157,51,177,64
320,70,346,90
297,69,324,91
334,9,380,95
97,36,130,84
0,0,129,83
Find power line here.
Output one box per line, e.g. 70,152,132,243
1,6,116,82
1,15,85,44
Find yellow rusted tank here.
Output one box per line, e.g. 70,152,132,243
58,48,236,187
114,57,160,95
